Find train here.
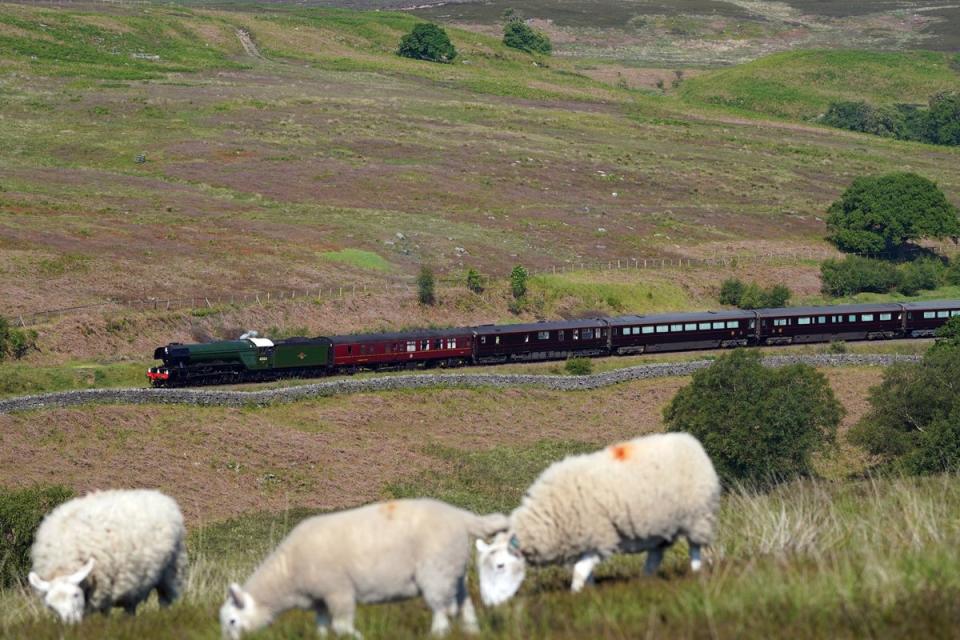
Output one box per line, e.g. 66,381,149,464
147,299,960,387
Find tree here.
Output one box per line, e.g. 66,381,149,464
466,268,484,294
417,266,436,305
502,20,551,55
819,256,901,297
0,317,37,361
718,278,745,306
397,23,456,63
925,91,960,146
826,173,960,255
664,350,842,487
849,334,960,474
510,265,528,299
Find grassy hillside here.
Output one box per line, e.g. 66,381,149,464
679,50,960,119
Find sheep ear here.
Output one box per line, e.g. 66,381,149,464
228,583,246,609
475,539,489,554
67,558,95,585
28,572,50,593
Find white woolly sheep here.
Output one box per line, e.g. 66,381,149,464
475,432,720,605
220,498,508,639
28,488,187,623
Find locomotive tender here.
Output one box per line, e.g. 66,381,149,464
147,299,960,387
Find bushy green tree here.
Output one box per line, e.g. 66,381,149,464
826,173,960,255
849,329,960,474
417,266,436,305
510,265,528,299
664,350,842,487
0,485,74,587
719,278,745,306
820,256,902,297
924,91,960,146
898,258,945,296
503,20,552,55
945,258,960,285
821,100,904,138
466,268,484,294
733,282,792,309
564,356,592,375
397,23,456,63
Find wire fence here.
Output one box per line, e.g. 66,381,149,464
13,243,959,327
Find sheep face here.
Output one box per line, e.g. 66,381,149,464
28,558,94,624
220,583,264,639
475,533,526,606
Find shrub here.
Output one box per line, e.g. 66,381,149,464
898,258,945,296
734,283,792,309
764,284,792,308
664,350,842,488
510,265,528,300
564,356,592,375
417,266,435,305
849,336,960,474
719,278,745,306
0,317,38,361
826,173,960,255
397,23,456,63
502,20,551,55
0,485,74,587
945,258,960,285
819,256,901,297
821,100,904,137
466,268,484,294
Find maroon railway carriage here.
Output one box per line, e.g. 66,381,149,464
329,328,473,372
609,310,755,354
903,300,960,336
473,319,608,363
755,303,904,344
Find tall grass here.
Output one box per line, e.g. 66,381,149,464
3,470,958,638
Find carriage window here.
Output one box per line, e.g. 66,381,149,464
924,311,936,319
952,310,960,317
832,316,842,323
538,331,550,340
559,330,565,340
495,336,500,344
573,330,579,340
347,345,353,354
406,341,416,352
818,316,827,324
671,324,683,332
726,321,739,329
422,341,430,350
600,329,606,338
879,313,892,321
446,339,456,349
656,325,669,333
699,322,711,330
749,320,756,329
642,326,654,334
434,339,442,350
480,337,486,345
861,314,874,322
582,328,594,340
848,315,857,322
711,322,724,329
773,319,788,327
937,311,950,318
524,334,530,343
797,317,811,325
685,323,697,331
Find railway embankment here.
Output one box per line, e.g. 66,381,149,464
0,354,919,414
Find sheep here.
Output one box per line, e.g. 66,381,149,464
28,489,187,623
475,432,720,605
220,498,509,639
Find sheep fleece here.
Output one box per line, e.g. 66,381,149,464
30,489,186,612
242,498,508,613
511,432,720,564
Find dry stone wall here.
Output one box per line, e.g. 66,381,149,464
0,354,920,414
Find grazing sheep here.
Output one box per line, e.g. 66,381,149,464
220,498,508,639
28,489,187,623
475,432,720,605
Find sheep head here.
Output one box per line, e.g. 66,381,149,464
28,558,95,624
220,583,266,639
475,532,526,606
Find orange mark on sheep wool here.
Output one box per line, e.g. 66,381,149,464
610,443,632,461
381,502,398,519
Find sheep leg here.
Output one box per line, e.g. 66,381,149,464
315,604,331,637
689,543,703,572
326,593,361,639
643,546,665,576
570,552,601,592
455,576,479,634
